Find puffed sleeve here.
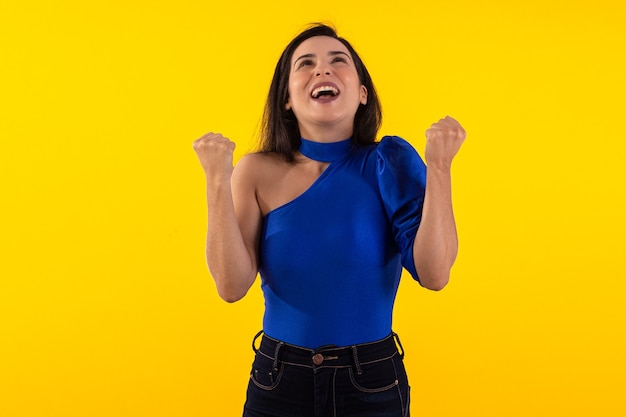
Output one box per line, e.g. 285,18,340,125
377,136,427,284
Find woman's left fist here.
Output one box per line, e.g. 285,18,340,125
424,116,466,167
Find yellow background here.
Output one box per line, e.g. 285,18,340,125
1,0,624,416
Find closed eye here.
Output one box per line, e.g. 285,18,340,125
332,56,347,64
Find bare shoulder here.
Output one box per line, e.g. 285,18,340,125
233,152,299,215
233,152,288,184
235,152,281,170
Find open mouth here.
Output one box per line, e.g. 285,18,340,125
311,85,339,99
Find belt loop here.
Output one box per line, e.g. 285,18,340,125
252,330,264,353
393,332,405,359
351,345,363,375
272,341,284,371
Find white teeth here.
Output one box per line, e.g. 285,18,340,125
311,86,339,98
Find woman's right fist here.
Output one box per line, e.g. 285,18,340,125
192,132,236,180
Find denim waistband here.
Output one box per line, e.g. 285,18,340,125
252,331,404,373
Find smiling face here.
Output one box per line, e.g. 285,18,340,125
285,36,368,141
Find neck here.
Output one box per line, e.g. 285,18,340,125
298,122,353,144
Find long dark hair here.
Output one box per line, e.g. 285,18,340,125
259,24,382,162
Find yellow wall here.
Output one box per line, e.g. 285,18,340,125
1,1,624,416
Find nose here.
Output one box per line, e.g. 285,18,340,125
315,63,331,76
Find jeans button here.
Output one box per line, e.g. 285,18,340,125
312,353,324,365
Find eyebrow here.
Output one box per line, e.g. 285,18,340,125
293,51,352,67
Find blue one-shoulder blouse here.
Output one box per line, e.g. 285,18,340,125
258,136,427,349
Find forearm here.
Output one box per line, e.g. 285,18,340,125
205,180,256,302
412,164,458,290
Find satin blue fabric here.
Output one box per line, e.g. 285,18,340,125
258,136,426,349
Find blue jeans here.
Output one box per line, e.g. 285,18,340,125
243,331,410,417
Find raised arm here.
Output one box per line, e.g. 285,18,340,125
413,116,466,290
193,133,262,302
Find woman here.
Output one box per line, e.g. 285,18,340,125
193,24,465,417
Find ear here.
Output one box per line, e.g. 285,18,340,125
360,85,368,105
285,98,292,110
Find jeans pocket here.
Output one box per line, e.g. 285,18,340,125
348,356,401,393
249,352,284,391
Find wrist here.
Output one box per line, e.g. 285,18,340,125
425,161,452,172
205,172,232,191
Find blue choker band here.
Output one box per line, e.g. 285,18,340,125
298,138,353,162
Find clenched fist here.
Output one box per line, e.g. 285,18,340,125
424,116,466,168
193,132,236,182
